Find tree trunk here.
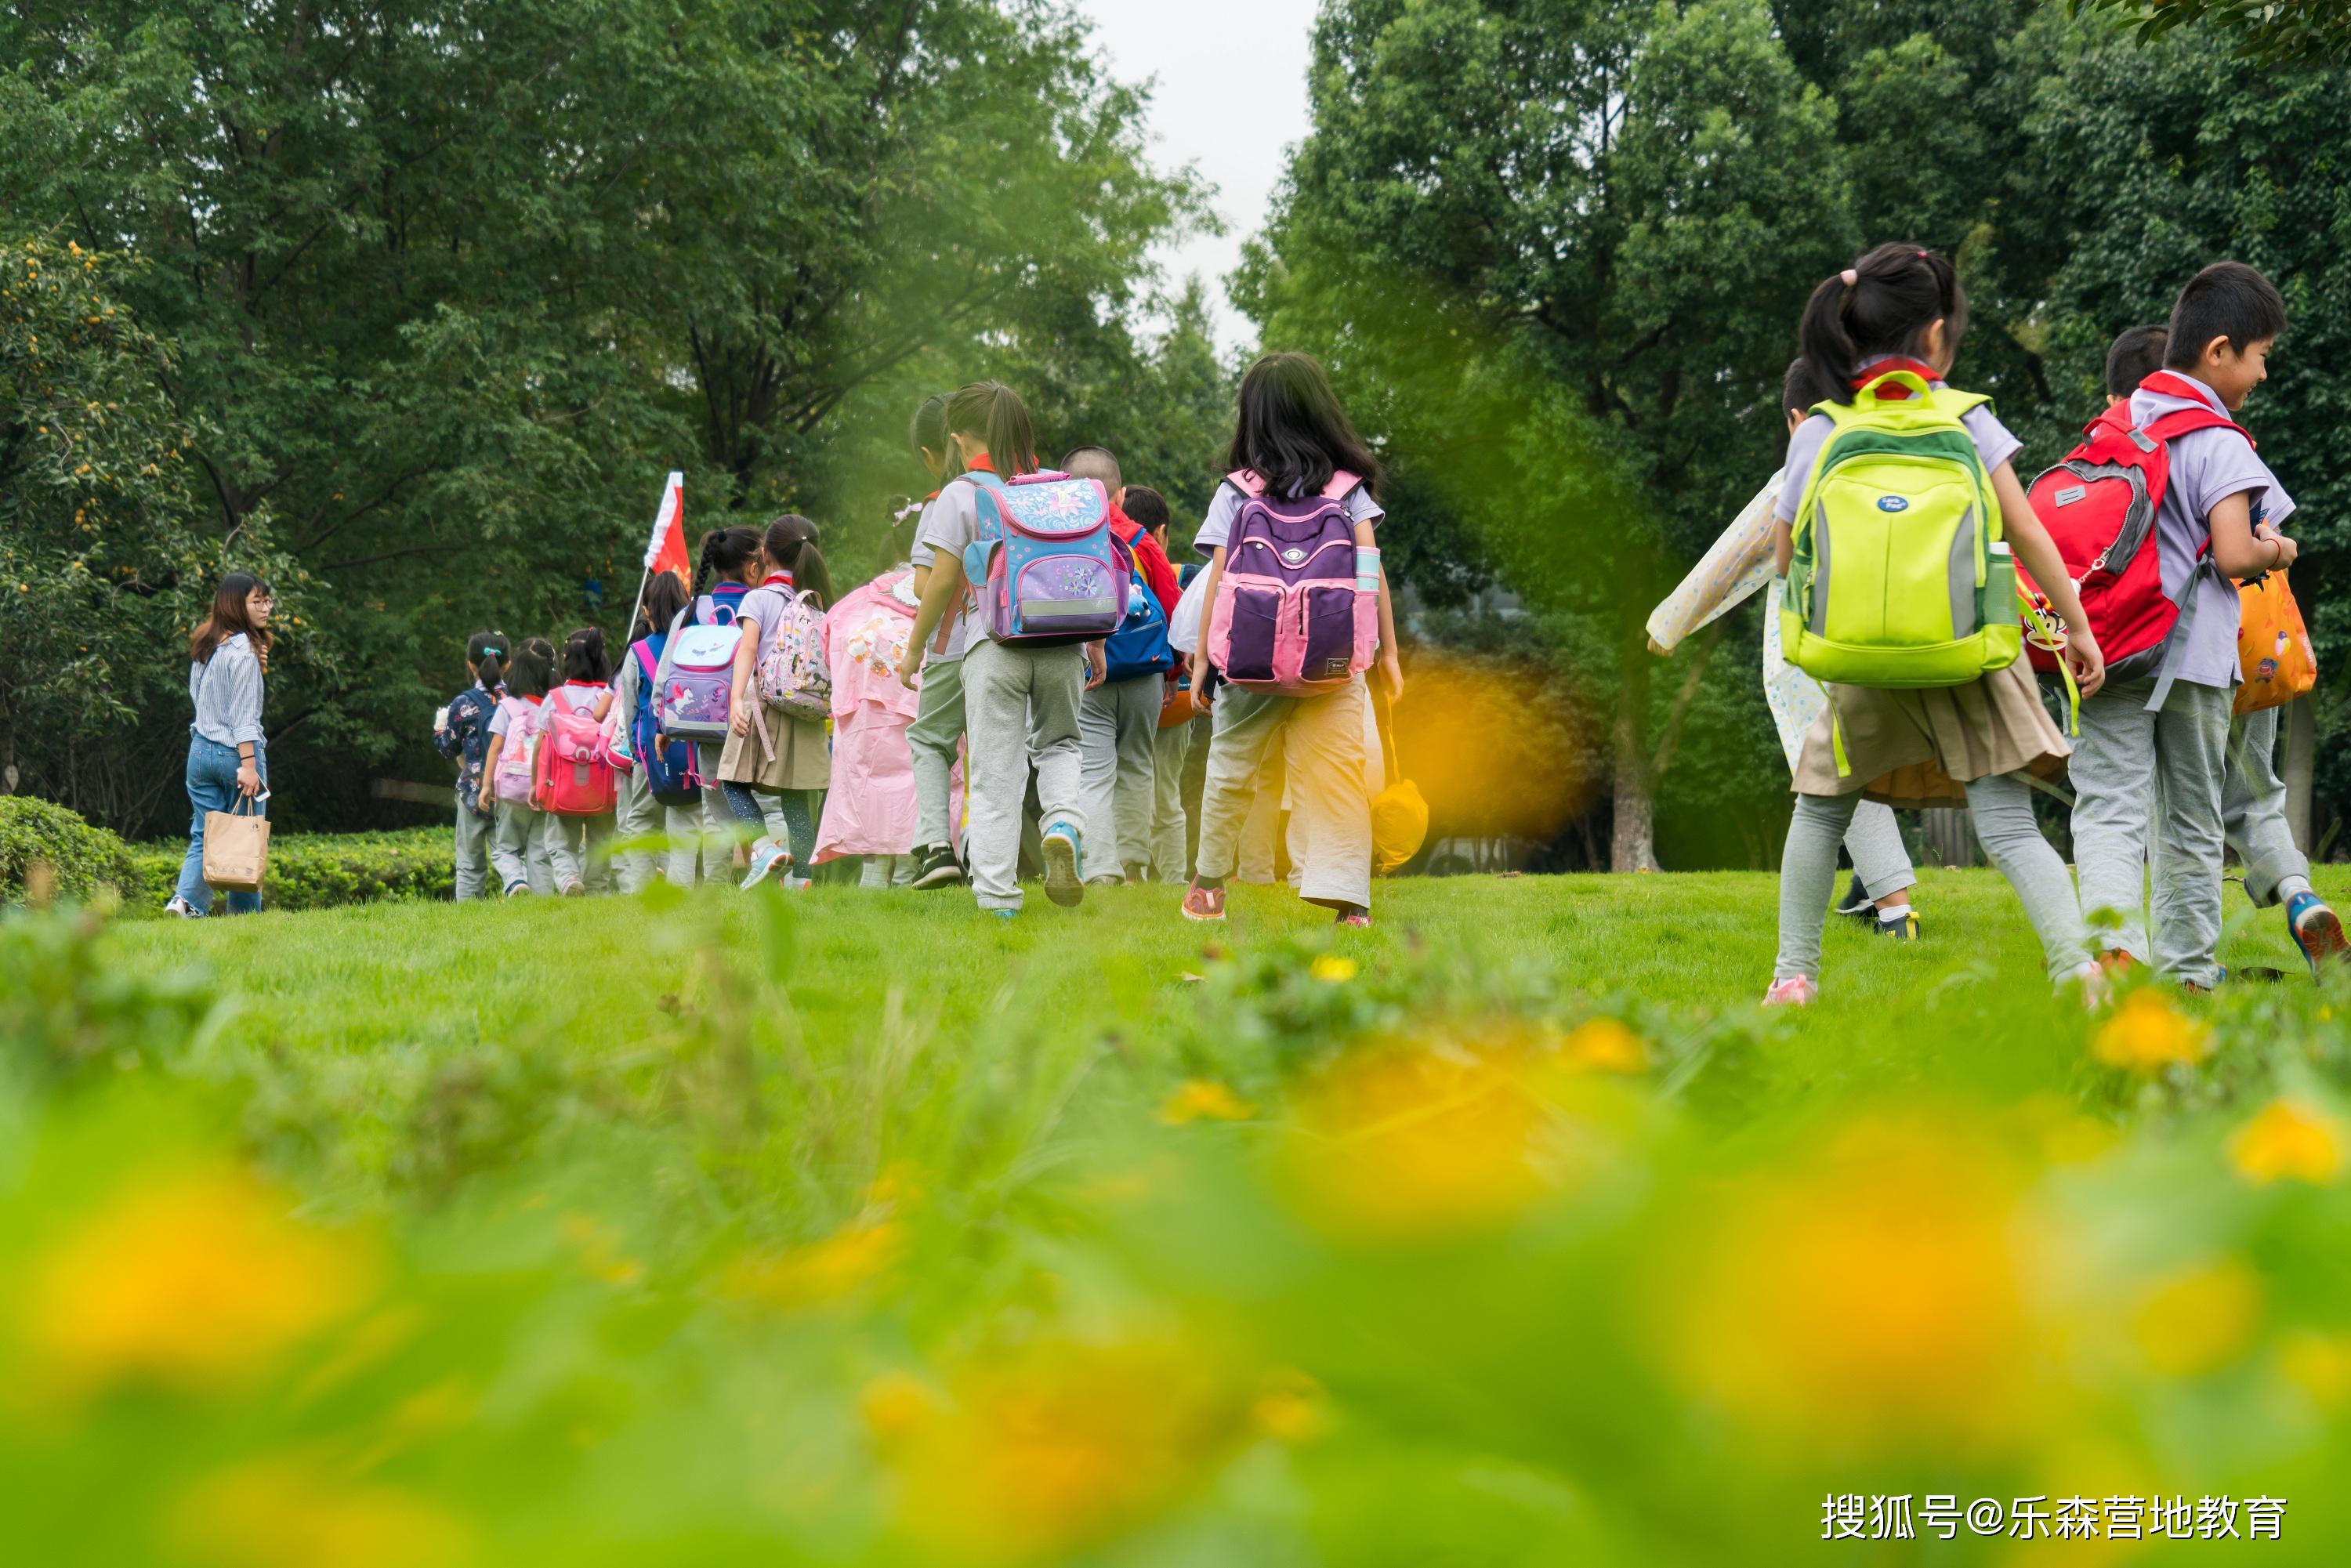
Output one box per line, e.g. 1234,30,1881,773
1610,630,1658,872
2284,693,2316,853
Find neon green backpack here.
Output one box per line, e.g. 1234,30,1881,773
1779,369,2023,702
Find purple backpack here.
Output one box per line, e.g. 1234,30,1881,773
1205,469,1377,694
958,469,1129,646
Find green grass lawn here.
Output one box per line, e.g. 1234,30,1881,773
11,868,2351,1566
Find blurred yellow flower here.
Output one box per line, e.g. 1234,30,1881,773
1160,1079,1256,1124
24,1166,379,1402
2228,1099,2346,1186
1560,1018,1646,1074
1309,954,1359,983
2133,1262,2261,1378
727,1219,904,1309
882,1336,1252,1563
860,1370,940,1448
1288,1042,1567,1240
1666,1116,2038,1450
168,1456,472,1568
2092,992,2208,1073
2277,1329,2351,1411
1251,1368,1329,1443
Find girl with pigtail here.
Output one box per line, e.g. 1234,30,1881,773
1761,242,2105,1005
717,514,836,889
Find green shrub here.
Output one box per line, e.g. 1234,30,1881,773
126,826,454,911
0,796,143,905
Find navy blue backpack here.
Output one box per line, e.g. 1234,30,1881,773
632,638,701,808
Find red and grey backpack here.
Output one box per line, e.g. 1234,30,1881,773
2021,371,2246,710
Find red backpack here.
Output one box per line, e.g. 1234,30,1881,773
2021,371,2245,704
533,693,616,817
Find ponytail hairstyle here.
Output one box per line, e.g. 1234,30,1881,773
523,636,556,669
1228,350,1382,500
1798,242,1967,397
190,571,274,668
909,393,952,481
695,524,763,592
503,645,553,701
945,380,1038,476
467,628,510,690
762,513,835,610
562,625,610,685
632,572,690,643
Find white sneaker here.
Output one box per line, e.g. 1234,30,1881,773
163,896,201,918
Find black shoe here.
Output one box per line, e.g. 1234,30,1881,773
1834,872,1874,919
911,843,965,890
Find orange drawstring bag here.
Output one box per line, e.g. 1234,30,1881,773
2234,569,2316,715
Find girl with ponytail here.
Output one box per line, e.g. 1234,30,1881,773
715,515,835,888
434,627,510,900
540,625,618,896
899,392,972,891
610,573,697,892
1760,242,2105,1008
900,378,1096,914
675,523,765,875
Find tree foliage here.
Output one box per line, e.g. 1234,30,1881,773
0,0,1208,832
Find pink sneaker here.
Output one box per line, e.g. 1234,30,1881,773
1181,883,1227,922
1761,976,1817,1007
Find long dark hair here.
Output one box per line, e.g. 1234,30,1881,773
1227,351,1381,499
190,572,273,668
632,573,690,643
1797,242,1968,396
562,626,610,685
468,628,510,690
763,513,834,610
909,393,951,480
503,646,553,701
696,525,763,592
945,380,1038,476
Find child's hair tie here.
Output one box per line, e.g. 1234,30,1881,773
1839,268,1859,287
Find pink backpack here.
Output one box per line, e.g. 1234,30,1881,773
534,691,615,817
490,696,543,803
1204,469,1377,695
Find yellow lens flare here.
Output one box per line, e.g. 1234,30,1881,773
2228,1098,2346,1186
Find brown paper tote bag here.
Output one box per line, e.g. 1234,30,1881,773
202,793,271,893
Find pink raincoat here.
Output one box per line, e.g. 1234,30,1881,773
813,570,933,863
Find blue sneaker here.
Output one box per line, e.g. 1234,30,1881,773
988,907,1020,922
2288,892,2346,976
1041,822,1084,907
739,837,792,891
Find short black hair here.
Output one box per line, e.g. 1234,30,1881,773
1781,356,1828,416
1121,484,1170,533
2104,324,2168,400
2164,262,2286,369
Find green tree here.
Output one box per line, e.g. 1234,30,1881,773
0,0,1198,833
1248,0,1849,868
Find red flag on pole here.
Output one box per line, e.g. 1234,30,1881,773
645,470,689,590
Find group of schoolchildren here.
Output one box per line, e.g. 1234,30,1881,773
1652,246,2342,1002
434,355,1402,922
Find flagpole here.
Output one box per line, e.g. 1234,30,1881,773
622,471,683,643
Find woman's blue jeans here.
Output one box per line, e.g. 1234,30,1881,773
176,736,268,914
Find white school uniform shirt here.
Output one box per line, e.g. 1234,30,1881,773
2127,374,2295,696
1168,569,1212,656
909,480,986,661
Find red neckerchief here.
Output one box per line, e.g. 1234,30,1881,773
563,679,602,689
962,454,998,476
757,570,795,590
1851,356,1942,399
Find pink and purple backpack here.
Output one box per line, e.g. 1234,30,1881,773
1204,469,1377,695
958,470,1129,646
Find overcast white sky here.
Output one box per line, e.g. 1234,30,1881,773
1077,0,1323,354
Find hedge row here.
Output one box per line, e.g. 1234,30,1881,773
125,826,454,911
3,796,452,911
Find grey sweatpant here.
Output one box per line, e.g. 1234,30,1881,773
454,797,494,900
961,638,1087,911
546,812,614,893
2071,676,2232,987
2224,704,2309,909
491,800,556,895
909,655,967,849
1150,715,1193,882
1844,799,1918,901
1197,682,1373,911
1079,673,1161,879
1777,773,2086,983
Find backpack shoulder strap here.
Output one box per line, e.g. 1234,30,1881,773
964,469,1008,493
1321,469,1363,502
2141,404,2245,446
1226,469,1268,498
